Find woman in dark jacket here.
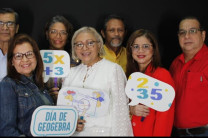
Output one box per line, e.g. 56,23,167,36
0,34,54,136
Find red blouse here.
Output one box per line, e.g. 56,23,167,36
131,65,175,136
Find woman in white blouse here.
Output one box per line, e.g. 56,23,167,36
62,26,133,136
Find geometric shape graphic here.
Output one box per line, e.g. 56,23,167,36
57,87,110,117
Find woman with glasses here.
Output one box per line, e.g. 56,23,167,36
44,15,73,51
60,26,133,136
0,34,54,136
126,29,175,136
43,15,79,102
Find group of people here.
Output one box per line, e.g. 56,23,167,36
0,8,208,137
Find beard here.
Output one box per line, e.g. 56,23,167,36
110,37,123,47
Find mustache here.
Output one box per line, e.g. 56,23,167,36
111,36,122,40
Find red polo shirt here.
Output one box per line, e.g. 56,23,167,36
170,44,208,128
131,64,175,136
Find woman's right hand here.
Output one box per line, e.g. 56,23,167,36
130,104,150,117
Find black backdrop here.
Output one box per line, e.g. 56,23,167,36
2,0,208,68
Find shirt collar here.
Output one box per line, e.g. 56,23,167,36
0,49,7,57
178,44,207,63
144,62,154,74
194,44,207,60
17,75,34,84
104,44,124,56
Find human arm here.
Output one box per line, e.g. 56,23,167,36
152,69,175,136
0,80,22,136
110,64,133,136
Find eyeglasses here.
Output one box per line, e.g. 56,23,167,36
49,29,68,36
131,44,152,52
0,21,15,28
178,28,201,37
74,40,99,50
13,51,35,60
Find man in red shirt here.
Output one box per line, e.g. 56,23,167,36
170,16,208,136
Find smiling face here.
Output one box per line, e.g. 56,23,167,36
46,22,68,50
178,19,205,54
0,13,19,43
102,19,125,48
132,36,153,71
12,42,37,77
74,32,100,66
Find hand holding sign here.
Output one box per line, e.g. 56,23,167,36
125,72,175,112
40,50,70,83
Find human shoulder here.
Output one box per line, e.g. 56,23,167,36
170,53,183,69
0,76,29,88
172,53,183,62
101,58,122,68
201,45,208,59
153,67,173,81
101,59,125,77
69,63,83,72
154,67,174,87
0,76,17,92
154,67,171,76
121,46,126,51
63,64,82,81
120,46,127,54
1,76,15,84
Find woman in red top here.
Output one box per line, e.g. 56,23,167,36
126,29,175,136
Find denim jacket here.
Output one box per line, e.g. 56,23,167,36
0,75,54,136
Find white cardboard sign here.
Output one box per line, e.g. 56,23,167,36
30,106,78,136
125,72,175,112
40,50,70,83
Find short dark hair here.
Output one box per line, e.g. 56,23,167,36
126,29,161,78
179,16,204,31
0,8,19,24
102,14,126,32
7,34,44,88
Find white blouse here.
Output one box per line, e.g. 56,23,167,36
62,59,133,136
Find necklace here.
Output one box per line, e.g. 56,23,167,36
83,66,92,88
83,67,90,88
82,58,102,88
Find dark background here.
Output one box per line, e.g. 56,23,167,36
1,0,208,69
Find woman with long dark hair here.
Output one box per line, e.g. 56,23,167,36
126,29,175,136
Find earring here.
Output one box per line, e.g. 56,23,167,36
76,59,80,63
